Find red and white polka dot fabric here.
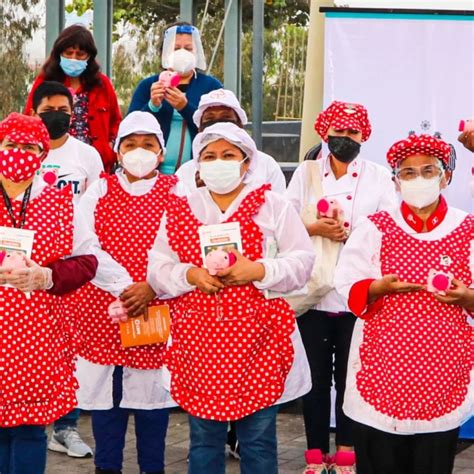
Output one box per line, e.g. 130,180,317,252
357,211,473,421
0,186,77,427
314,101,372,143
76,173,177,369
165,185,296,421
387,134,451,169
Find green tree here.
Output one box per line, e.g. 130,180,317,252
0,0,41,119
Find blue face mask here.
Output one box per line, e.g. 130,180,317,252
60,56,88,77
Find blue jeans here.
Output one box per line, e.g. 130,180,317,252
188,405,279,474
91,366,169,472
53,408,80,432
0,425,47,474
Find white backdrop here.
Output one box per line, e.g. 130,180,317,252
323,14,474,212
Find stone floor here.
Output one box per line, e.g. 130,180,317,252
46,410,474,474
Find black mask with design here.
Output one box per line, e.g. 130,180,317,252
328,135,361,163
39,111,71,139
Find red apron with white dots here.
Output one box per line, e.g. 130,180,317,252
77,173,177,369
165,185,295,421
0,185,77,427
357,211,473,421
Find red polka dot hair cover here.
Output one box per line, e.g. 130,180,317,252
0,112,50,156
314,101,372,142
386,134,451,169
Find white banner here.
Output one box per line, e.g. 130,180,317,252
323,14,474,212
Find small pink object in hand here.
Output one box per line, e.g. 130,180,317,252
427,269,453,295
158,71,181,88
108,299,129,323
459,119,474,132
317,197,343,220
205,249,237,276
0,250,27,273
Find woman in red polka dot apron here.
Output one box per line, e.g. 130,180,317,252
0,113,98,474
148,123,315,474
335,133,474,474
74,111,183,474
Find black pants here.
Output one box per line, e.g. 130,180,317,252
353,421,459,474
297,309,356,453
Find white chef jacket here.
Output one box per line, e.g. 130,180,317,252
176,150,287,194
334,205,474,434
286,156,398,313
74,169,186,410
41,135,103,204
147,182,315,404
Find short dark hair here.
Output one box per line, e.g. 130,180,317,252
32,81,74,111
42,24,102,90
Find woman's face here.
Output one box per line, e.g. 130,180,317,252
119,134,162,158
174,34,194,53
0,138,42,155
395,154,449,190
327,126,362,143
61,45,89,61
199,139,250,177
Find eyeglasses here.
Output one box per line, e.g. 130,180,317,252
395,164,443,181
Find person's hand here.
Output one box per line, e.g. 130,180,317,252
434,279,474,310
458,130,474,152
6,258,53,292
120,282,156,317
187,267,225,294
307,217,346,241
150,81,166,108
215,250,265,286
164,87,188,111
368,274,424,302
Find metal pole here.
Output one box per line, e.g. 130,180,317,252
93,0,113,77
45,0,65,56
180,0,194,23
252,0,264,149
224,0,241,98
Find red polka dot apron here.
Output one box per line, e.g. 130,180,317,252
357,211,473,421
77,173,177,369
0,185,77,427
166,185,295,421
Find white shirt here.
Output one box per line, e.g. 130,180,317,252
286,156,398,312
176,150,287,194
41,135,103,203
334,206,474,434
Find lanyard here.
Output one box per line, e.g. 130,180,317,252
0,182,32,229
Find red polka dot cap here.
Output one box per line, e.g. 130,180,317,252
314,101,372,142
386,133,451,169
0,112,50,156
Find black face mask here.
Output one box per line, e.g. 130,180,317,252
39,111,71,139
328,135,361,163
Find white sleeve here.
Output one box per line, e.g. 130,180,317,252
376,167,399,212
85,147,104,189
285,161,308,214
334,216,383,303
147,212,196,298
75,179,134,296
253,194,315,293
266,160,286,194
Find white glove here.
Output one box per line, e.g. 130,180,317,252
6,258,53,292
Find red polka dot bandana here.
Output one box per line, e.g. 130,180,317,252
0,113,50,156
314,101,372,142
386,134,451,169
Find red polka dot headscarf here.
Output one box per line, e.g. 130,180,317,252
314,101,372,143
386,133,451,169
0,113,50,157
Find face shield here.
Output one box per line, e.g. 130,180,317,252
161,25,207,73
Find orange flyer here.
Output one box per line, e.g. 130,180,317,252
119,305,171,348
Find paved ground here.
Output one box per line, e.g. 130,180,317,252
46,409,474,474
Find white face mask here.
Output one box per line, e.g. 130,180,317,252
168,49,197,75
121,148,160,178
399,176,442,209
199,158,247,194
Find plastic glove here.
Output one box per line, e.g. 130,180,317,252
108,298,129,324
6,258,53,292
